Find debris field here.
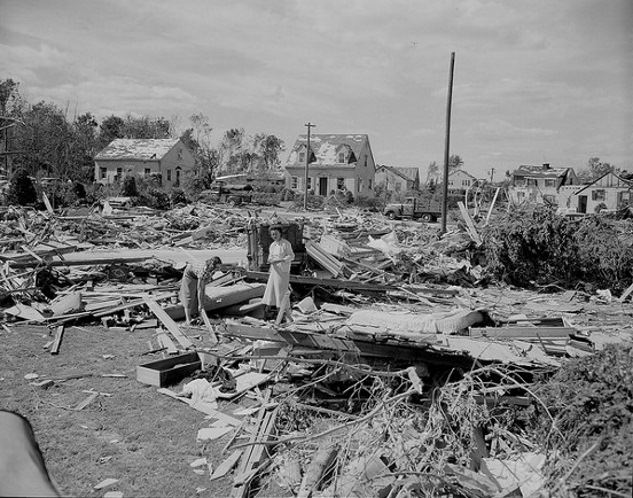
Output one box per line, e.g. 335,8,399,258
1,200,631,498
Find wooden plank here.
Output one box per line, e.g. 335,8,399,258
458,201,483,246
484,187,501,226
618,281,633,302
93,292,175,318
50,325,64,355
156,328,178,354
232,389,276,496
224,322,285,342
200,309,219,344
74,392,99,411
469,326,575,340
144,297,194,349
210,449,243,481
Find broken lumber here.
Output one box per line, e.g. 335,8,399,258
469,327,575,341
144,297,194,349
50,325,64,354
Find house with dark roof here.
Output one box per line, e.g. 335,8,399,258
375,165,420,194
94,138,196,187
507,163,578,206
284,134,375,196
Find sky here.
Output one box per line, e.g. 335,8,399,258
1,0,632,180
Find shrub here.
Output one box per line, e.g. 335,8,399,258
122,176,138,197
7,169,37,205
170,188,187,206
480,205,633,292
280,188,295,202
354,194,384,211
139,187,170,210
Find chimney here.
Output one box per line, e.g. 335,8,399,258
542,163,550,170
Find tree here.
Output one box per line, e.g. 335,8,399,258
12,101,74,178
0,79,26,118
220,128,245,174
449,155,464,171
587,157,613,180
121,114,172,139
181,113,218,184
70,112,100,182
98,115,125,148
426,161,439,184
252,133,285,170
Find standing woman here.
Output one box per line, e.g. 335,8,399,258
262,225,294,321
179,256,222,325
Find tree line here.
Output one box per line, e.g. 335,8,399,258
0,79,286,185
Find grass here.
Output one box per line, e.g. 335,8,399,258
0,323,237,497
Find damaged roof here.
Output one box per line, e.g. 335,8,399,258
286,134,369,165
377,165,419,182
513,164,571,179
95,138,182,161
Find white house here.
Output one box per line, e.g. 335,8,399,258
284,134,376,196
94,138,196,187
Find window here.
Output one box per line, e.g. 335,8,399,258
116,167,123,177
291,177,298,189
167,169,172,181
544,179,555,187
368,179,372,190
462,179,470,186
527,178,537,186
592,189,605,201
178,148,183,160
448,179,454,186
338,152,345,163
307,177,312,190
364,157,367,167
299,151,305,163
543,194,557,205
358,178,364,192
337,178,345,190
517,192,525,201
144,168,151,177
515,178,526,187
100,167,107,179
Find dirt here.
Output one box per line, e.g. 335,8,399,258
0,323,240,497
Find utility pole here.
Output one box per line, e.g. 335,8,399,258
303,122,315,211
441,52,456,235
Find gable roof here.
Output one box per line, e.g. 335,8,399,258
448,169,477,180
287,134,369,164
574,171,633,195
95,138,181,161
377,165,418,182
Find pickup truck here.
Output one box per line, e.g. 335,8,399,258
199,183,253,206
383,196,442,222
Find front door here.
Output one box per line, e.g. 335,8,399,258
578,195,587,213
319,177,328,196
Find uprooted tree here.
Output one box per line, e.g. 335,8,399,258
480,204,633,293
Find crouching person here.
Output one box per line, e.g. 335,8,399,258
179,257,222,325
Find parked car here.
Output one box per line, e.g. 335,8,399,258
39,177,63,188
199,183,253,206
